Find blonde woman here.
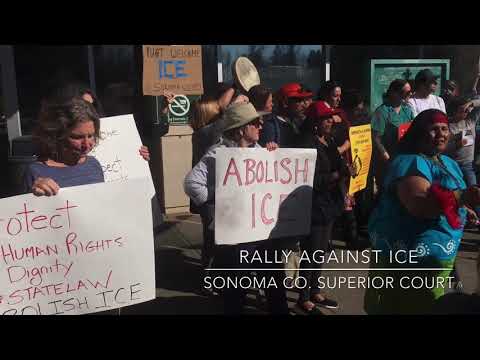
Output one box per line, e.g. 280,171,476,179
190,99,222,167
190,89,249,167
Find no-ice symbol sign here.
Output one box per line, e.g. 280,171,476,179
168,95,190,117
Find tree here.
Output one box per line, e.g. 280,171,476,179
271,45,284,66
306,49,322,68
247,45,266,69
284,45,299,66
222,50,233,82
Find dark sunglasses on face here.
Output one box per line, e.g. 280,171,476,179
247,117,263,128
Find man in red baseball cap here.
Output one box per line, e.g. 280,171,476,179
259,83,313,148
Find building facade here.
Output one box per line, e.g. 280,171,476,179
1,44,478,213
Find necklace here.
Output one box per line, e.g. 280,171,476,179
419,153,462,189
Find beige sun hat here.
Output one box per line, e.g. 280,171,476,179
232,57,261,93
221,102,270,132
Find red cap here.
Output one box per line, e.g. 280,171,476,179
305,101,341,119
278,83,313,99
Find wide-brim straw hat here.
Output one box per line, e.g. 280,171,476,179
232,57,261,93
221,102,270,132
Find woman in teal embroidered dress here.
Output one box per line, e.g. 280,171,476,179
365,109,480,314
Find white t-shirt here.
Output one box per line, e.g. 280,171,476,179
407,94,446,117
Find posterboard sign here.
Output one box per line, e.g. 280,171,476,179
215,148,317,245
462,129,475,147
349,125,373,195
90,114,155,198
398,122,412,140
142,45,204,96
0,178,155,315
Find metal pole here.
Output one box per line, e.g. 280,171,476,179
216,45,223,83
87,45,97,94
324,45,331,81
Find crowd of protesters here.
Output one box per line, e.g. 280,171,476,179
13,60,480,315
183,64,480,315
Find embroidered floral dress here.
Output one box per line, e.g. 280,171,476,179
365,153,467,314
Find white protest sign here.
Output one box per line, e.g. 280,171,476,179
90,114,155,197
0,178,155,315
462,129,475,147
215,148,317,245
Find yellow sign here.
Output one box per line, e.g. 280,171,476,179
348,124,372,195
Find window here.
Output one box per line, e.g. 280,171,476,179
93,45,137,117
220,45,323,93
14,45,90,134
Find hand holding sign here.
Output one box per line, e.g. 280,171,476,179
163,90,176,104
139,146,150,162
32,177,60,197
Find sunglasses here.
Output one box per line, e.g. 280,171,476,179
247,117,263,128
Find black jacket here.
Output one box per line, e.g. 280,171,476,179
298,132,349,225
259,114,299,148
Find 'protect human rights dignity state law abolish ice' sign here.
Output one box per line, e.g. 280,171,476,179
0,178,155,315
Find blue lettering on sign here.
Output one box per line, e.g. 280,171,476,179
158,60,190,79
174,60,188,78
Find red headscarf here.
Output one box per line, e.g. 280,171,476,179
397,109,449,154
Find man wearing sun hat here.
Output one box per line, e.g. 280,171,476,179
259,82,313,148
184,102,289,315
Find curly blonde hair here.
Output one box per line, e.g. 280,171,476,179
189,99,221,131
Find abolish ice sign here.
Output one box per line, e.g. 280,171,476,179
142,45,204,96
215,148,317,245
